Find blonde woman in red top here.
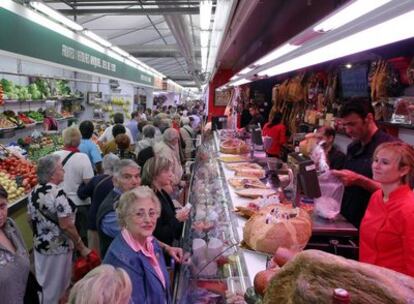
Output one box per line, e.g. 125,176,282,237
262,112,286,157
359,141,414,276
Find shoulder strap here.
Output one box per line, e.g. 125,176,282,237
31,188,59,226
62,151,77,167
183,126,193,138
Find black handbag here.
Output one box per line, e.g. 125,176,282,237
24,270,41,304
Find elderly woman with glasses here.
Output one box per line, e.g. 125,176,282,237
103,186,173,304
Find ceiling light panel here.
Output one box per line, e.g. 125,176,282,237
200,0,213,30
313,0,392,32
259,9,414,77
29,1,83,31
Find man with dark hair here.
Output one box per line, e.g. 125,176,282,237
79,120,103,174
98,112,134,145
102,124,127,155
332,99,397,228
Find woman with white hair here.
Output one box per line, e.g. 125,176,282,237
78,153,120,255
135,124,156,154
28,154,91,304
54,125,94,245
68,265,132,304
103,187,175,304
153,127,183,185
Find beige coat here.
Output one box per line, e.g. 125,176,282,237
154,141,183,185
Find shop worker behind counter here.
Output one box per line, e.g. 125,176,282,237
247,104,266,128
332,99,398,228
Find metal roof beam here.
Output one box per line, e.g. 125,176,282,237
57,7,199,15
122,44,200,58
46,0,194,2
61,2,200,7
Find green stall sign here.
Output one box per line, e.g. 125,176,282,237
0,8,154,86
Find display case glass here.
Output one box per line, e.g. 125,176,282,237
173,133,251,303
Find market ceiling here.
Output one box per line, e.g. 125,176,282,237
41,0,216,88
38,0,345,88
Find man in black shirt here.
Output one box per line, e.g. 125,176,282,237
332,100,397,228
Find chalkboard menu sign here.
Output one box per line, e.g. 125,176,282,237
340,65,369,98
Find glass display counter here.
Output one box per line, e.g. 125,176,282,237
173,133,252,303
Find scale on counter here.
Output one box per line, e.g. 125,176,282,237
287,152,321,207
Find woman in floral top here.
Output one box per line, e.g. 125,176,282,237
28,155,91,304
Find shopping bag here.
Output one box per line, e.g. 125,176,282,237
72,249,101,282
314,171,344,220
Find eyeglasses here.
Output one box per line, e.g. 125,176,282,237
130,209,159,220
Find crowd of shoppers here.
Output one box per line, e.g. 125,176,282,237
0,104,204,303
3,96,414,303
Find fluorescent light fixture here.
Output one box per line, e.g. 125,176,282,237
200,31,210,48
259,9,414,77
200,0,213,30
254,43,300,66
125,59,138,69
128,56,141,65
201,47,208,71
30,1,83,31
314,0,391,32
238,66,254,75
106,49,124,62
230,75,238,81
83,30,112,47
231,78,251,86
206,0,233,77
111,46,130,58
345,63,352,69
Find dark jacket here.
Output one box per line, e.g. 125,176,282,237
77,174,113,230
96,190,120,256
103,235,171,304
327,145,346,170
154,189,183,246
137,146,155,168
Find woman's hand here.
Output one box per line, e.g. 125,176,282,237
331,169,360,186
78,245,92,258
165,245,183,263
175,208,190,222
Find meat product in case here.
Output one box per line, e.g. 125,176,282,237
220,138,249,154
264,249,414,304
243,204,312,254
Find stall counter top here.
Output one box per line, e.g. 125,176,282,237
215,133,358,286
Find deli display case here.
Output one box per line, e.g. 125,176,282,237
173,133,252,303
173,129,358,303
